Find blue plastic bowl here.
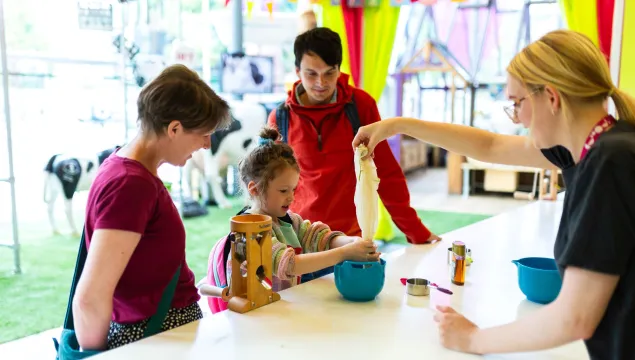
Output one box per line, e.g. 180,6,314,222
334,258,386,302
512,257,563,304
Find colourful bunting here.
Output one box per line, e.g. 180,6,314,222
246,0,254,18
390,0,407,6
266,0,274,18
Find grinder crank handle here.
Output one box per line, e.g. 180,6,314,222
198,284,232,301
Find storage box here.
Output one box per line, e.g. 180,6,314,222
400,139,427,172
483,169,519,192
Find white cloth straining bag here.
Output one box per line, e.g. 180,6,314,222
354,145,381,241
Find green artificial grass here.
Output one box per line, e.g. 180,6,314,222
0,204,489,344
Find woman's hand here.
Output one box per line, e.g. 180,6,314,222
352,118,398,158
342,238,381,262
433,306,481,354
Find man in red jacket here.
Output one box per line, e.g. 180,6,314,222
267,28,439,245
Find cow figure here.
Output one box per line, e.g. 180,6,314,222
183,119,257,209
182,101,267,209
221,55,268,94
44,146,120,237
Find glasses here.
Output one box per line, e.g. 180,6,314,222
503,88,543,124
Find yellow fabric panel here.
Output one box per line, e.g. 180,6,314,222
361,2,400,241
559,0,599,46
362,1,400,100
620,1,635,96
363,2,400,240
319,1,352,81
320,1,400,241
374,198,395,241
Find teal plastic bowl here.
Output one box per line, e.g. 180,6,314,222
334,258,386,302
512,257,563,304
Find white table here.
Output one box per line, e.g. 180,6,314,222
95,200,589,360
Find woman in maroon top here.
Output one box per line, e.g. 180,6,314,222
72,64,231,351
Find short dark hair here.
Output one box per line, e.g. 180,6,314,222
294,27,342,69
137,64,231,135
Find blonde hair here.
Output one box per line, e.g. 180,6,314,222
507,29,635,125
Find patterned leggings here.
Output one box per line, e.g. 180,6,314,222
107,302,203,350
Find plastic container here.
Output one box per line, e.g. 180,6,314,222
334,258,386,302
512,257,562,304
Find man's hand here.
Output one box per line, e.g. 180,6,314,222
433,306,481,354
427,233,442,243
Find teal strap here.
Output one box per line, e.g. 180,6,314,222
62,230,89,330
144,264,181,337
62,227,182,339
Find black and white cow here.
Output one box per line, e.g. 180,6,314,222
182,101,267,209
221,56,268,94
44,146,120,236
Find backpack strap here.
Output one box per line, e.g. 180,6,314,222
61,228,182,338
276,95,360,144
275,102,289,143
343,95,361,136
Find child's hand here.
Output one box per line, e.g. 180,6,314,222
330,235,357,249
343,238,381,262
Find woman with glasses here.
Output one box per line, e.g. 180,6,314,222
353,29,635,359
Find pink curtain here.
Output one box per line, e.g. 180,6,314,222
434,1,455,42
340,2,364,87
445,10,471,74
478,6,499,66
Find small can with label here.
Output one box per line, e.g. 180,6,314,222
449,241,467,285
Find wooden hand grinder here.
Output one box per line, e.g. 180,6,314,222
200,214,281,313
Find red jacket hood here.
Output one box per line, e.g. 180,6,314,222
285,73,355,119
